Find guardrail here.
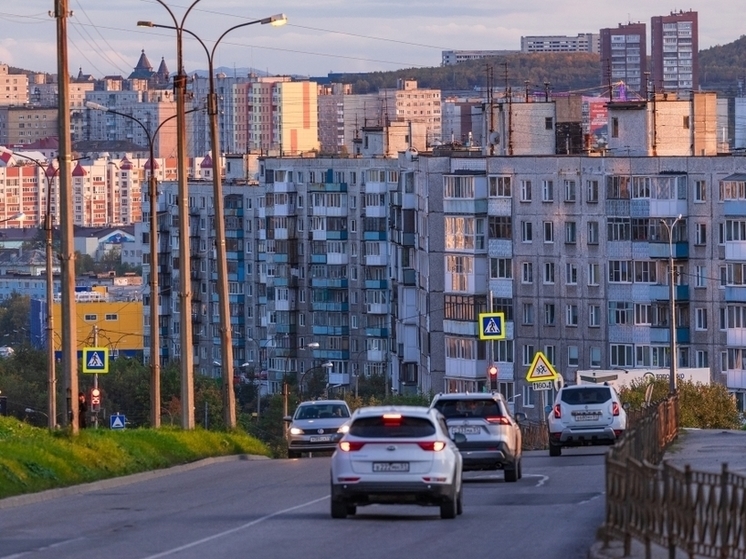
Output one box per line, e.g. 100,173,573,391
604,394,746,558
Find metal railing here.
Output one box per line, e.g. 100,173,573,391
520,420,548,450
604,394,746,558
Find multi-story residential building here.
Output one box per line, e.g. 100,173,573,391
600,23,647,98
521,34,600,54
0,64,29,106
317,83,380,155
0,106,57,146
380,79,442,146
441,50,519,66
651,10,699,96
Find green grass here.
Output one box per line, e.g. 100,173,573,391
0,416,270,499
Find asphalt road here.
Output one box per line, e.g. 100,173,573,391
0,447,608,559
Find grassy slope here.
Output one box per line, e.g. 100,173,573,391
0,417,270,499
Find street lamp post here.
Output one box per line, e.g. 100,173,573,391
139,10,286,431
661,214,683,395
298,361,333,398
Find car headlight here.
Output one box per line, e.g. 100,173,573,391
289,427,303,435
337,424,350,434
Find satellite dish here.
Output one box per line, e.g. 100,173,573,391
489,131,500,145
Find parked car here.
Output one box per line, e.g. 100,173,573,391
430,392,525,482
547,384,627,456
284,399,352,458
330,405,464,519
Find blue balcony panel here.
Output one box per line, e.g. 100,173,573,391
648,241,689,259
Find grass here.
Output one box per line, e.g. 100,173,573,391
0,416,270,500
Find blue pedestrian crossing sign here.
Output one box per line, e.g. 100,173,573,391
82,347,109,374
478,312,506,340
110,414,126,430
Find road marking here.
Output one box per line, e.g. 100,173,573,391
0,537,85,559
578,492,603,505
140,496,329,559
521,474,549,487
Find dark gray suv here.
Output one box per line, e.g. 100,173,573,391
430,392,525,482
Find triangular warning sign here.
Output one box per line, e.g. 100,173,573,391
525,351,559,382
484,318,501,334
87,352,104,368
111,416,125,429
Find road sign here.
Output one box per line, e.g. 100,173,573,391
110,414,126,430
478,312,506,340
532,380,553,391
82,347,109,374
525,351,559,382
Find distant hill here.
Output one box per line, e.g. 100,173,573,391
699,35,746,94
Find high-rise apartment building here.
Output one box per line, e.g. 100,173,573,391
521,34,600,54
600,23,647,98
0,64,28,106
651,10,698,95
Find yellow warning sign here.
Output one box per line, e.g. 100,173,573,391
525,351,558,382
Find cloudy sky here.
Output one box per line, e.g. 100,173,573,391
0,1,740,79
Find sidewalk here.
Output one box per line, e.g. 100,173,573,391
588,428,746,559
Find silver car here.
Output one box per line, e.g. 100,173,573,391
430,392,525,482
285,399,352,458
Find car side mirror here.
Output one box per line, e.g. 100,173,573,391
513,412,527,423
283,415,292,422
452,432,467,444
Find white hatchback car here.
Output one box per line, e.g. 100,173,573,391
547,384,627,456
330,406,464,519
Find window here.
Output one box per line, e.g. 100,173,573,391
586,180,599,203
568,346,579,367
609,260,632,283
521,221,533,242
544,303,556,325
695,308,708,330
520,180,532,202
542,180,554,202
446,216,486,248
522,303,534,325
695,223,707,246
694,180,707,202
544,345,556,366
588,263,600,286
609,301,633,324
695,265,706,288
521,384,535,407
489,176,511,197
589,305,601,327
590,347,601,368
611,117,619,138
634,261,657,283
545,117,553,130
444,175,475,198
543,221,554,243
588,221,599,245
446,255,473,292
610,344,633,367
564,180,576,202
565,221,577,244
566,263,578,284
495,339,514,362
566,304,579,326
488,216,512,240
544,262,555,284
105,314,118,321
84,314,97,321
635,303,651,325
608,217,631,241
490,258,512,279
521,262,533,284
522,344,535,366
696,350,708,368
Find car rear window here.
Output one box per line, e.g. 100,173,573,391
349,416,436,438
432,399,503,419
561,387,612,405
295,404,350,419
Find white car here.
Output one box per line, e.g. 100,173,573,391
330,405,464,519
547,384,627,456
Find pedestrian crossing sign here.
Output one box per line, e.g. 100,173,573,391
478,312,506,340
82,347,109,374
110,414,126,430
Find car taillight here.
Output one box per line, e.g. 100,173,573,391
553,404,562,419
485,416,510,425
339,441,365,452
611,402,620,416
418,441,447,452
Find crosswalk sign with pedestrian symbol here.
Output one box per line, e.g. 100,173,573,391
478,312,506,340
82,347,109,374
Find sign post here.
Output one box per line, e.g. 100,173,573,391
525,351,559,423
82,345,109,429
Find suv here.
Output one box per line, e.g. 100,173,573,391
285,399,352,458
330,405,463,519
547,384,627,456
430,392,524,482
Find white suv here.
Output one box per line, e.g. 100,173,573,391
547,384,627,456
330,406,464,519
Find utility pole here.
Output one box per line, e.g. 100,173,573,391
55,0,78,434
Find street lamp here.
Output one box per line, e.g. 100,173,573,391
138,8,287,432
660,214,683,395
298,361,334,398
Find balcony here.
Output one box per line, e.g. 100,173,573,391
365,279,388,289
311,278,348,289
649,326,690,344
363,231,387,241
365,327,389,337
310,254,327,264
725,370,746,390
312,302,349,312
326,230,348,241
725,286,746,303
648,241,689,259
650,284,689,301
312,325,350,336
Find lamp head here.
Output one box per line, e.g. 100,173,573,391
265,13,288,26
137,21,155,27
85,101,109,112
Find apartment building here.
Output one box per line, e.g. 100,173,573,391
651,10,699,96
600,23,647,98
521,34,600,54
0,106,57,146
441,50,520,66
380,79,442,146
0,64,29,106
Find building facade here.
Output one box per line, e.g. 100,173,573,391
521,34,600,54
600,23,647,98
651,10,699,96
0,64,29,106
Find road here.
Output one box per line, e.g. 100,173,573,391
0,447,607,559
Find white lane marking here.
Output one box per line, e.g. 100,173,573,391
140,496,329,559
521,474,549,487
578,493,603,505
0,537,85,559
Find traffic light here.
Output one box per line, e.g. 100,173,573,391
90,387,102,411
488,365,498,390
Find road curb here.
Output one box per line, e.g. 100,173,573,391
0,453,269,510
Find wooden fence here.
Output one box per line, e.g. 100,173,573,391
604,395,746,558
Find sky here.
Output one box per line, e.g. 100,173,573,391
0,0,741,79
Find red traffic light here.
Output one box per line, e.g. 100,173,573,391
90,388,101,406
488,365,498,377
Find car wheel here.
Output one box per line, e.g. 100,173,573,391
549,442,561,457
287,449,301,459
440,487,458,519
504,460,518,483
331,499,348,519
456,487,463,516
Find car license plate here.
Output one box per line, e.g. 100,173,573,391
372,462,410,472
309,435,331,442
573,413,601,422
451,426,481,435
